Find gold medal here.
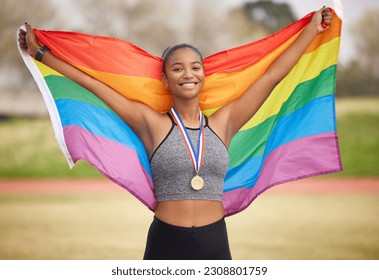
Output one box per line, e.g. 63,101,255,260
191,175,204,191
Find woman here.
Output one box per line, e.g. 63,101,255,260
18,7,332,260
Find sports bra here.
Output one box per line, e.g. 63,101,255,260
150,114,229,202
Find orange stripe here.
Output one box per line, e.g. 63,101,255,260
76,66,172,111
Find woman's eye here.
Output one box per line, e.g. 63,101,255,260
173,68,182,72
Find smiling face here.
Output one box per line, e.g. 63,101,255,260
162,47,205,101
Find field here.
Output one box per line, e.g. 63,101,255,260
0,179,378,260
0,97,378,260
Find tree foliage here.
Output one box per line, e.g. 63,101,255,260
0,0,58,88
76,0,180,55
75,0,235,57
225,0,295,46
242,0,295,34
337,61,379,97
351,9,379,77
337,9,379,96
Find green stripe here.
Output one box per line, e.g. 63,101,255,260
228,65,336,168
45,75,114,113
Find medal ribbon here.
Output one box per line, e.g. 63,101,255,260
170,107,204,174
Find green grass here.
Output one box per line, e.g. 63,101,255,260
0,118,101,178
0,97,378,178
335,113,379,176
0,191,378,259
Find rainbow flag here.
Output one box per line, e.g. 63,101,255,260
18,11,342,216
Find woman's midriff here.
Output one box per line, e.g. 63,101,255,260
154,200,225,227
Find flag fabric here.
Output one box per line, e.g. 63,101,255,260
18,10,342,216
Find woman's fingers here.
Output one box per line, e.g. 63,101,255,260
19,23,41,56
313,7,333,32
18,28,28,50
322,9,332,23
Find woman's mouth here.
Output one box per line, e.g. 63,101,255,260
180,82,197,88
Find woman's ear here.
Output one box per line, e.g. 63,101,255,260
162,72,169,88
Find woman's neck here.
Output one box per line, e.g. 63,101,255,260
172,103,201,128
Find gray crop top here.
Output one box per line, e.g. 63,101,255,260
150,114,229,202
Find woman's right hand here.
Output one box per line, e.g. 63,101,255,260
18,23,42,57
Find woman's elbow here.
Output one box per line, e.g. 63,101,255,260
264,70,282,89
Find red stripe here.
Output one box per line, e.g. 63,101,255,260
35,15,309,78
34,29,163,79
34,10,340,80
203,13,312,75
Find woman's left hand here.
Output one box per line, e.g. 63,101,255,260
310,7,333,34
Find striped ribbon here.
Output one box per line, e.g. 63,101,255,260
170,107,204,174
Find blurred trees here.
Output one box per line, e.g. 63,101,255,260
337,9,379,97
352,10,379,77
0,0,59,89
75,0,180,55
75,0,296,59
225,0,295,45
242,0,295,34
75,0,231,57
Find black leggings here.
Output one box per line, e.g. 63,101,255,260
143,216,232,260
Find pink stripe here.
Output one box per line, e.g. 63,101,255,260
63,126,156,210
223,132,343,216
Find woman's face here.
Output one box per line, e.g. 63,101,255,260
162,48,205,101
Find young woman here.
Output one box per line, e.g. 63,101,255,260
18,7,332,260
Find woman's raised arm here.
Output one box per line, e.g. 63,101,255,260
19,24,165,154
210,7,333,147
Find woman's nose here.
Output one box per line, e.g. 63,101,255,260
182,68,194,78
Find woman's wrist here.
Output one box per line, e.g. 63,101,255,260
29,43,42,57
34,45,50,62
304,23,319,38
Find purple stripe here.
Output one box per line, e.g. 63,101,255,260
63,125,156,210
223,132,343,216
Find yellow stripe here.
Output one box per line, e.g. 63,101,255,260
37,60,63,77
242,37,339,130
203,37,340,130
200,29,302,110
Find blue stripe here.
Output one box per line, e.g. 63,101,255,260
55,99,151,175
265,94,336,154
224,155,263,190
224,95,336,191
